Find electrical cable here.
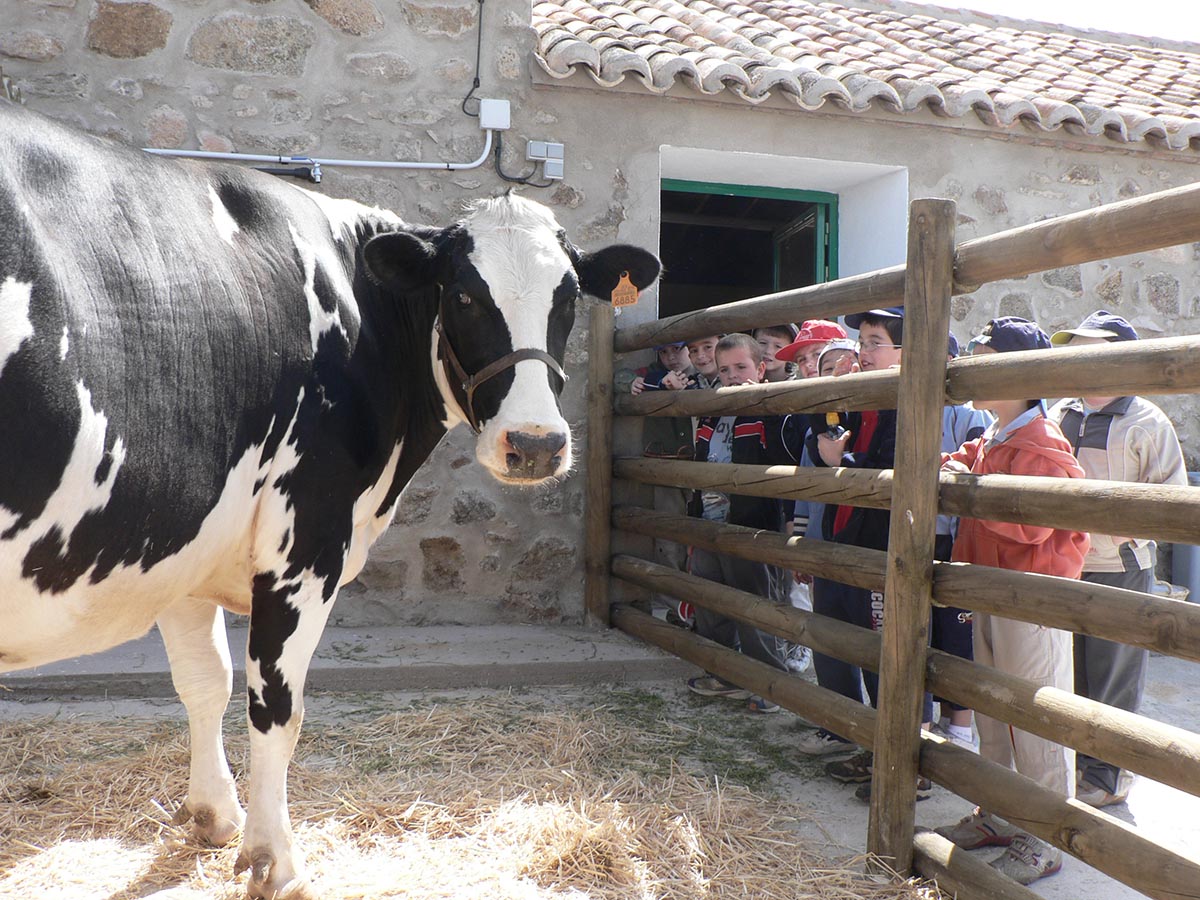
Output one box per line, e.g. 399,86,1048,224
461,0,486,117
493,132,555,188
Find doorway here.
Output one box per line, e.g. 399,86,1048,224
658,179,837,319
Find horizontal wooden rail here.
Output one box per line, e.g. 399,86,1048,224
954,180,1200,290
614,182,1200,352
613,265,905,353
911,831,1041,900
611,505,887,591
612,605,1200,900
611,507,1200,662
615,457,1200,546
614,367,899,417
944,335,1200,404
612,555,1200,799
616,336,1200,418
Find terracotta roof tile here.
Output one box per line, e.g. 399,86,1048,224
532,0,1200,149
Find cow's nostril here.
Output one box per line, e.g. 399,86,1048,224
506,452,521,468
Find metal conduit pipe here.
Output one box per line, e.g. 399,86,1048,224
143,129,496,182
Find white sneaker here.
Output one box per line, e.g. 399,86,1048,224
785,642,812,674
989,833,1062,884
797,729,854,756
931,720,979,753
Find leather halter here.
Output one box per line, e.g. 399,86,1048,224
434,317,568,435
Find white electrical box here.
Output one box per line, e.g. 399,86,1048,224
478,99,511,131
543,158,565,180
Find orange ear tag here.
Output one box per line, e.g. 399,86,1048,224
611,271,639,307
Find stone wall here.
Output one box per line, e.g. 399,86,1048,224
6,1,1200,625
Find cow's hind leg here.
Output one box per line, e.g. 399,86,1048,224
237,573,337,900
157,596,246,846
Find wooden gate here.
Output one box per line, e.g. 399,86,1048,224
585,189,1200,899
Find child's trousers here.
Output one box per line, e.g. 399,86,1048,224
973,612,1076,798
689,547,786,671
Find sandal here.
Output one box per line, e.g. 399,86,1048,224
747,695,781,713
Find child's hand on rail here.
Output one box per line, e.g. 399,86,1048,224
817,429,852,466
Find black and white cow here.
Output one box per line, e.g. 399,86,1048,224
0,102,659,898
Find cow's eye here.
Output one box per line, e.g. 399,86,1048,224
458,292,472,306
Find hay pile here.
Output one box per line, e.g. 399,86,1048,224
0,695,941,899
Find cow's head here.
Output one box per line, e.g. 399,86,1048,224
362,193,660,484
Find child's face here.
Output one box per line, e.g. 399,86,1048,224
716,346,766,387
855,321,902,371
657,344,690,372
686,337,720,377
755,331,790,374
819,348,855,378
794,343,826,379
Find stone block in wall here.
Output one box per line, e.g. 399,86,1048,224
1,30,65,62
1140,273,1180,315
86,0,172,59
997,292,1033,321
1042,266,1083,295
399,0,479,37
15,72,88,99
187,13,315,76
973,184,1008,217
511,536,575,583
1095,269,1123,306
420,536,464,590
144,104,188,148
347,51,415,82
451,489,496,525
304,0,384,36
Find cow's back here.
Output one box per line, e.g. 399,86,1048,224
0,104,392,666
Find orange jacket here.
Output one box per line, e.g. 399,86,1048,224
943,414,1090,579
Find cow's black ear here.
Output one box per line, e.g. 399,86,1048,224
362,230,439,290
575,244,662,300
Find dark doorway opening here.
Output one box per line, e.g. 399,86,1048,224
658,180,837,320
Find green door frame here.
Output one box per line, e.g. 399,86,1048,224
660,178,839,286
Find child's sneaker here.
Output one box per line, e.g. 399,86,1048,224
825,750,873,783
989,833,1062,884
1076,770,1133,808
796,729,854,756
687,675,751,699
747,695,780,713
853,776,932,802
934,808,1019,849
930,720,980,753
784,642,812,673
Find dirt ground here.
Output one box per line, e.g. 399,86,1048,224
2,651,1198,899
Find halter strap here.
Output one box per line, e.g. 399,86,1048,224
434,318,568,435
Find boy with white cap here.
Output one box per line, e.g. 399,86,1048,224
1049,311,1187,808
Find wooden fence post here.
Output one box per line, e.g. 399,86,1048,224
867,199,955,872
584,303,616,625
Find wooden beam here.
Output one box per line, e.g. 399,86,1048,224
912,831,1043,900
870,199,955,873
611,505,888,591
616,336,1200,418
614,604,1200,900
613,265,906,354
613,182,1200,353
611,508,1200,662
584,304,616,626
934,564,1200,664
614,368,900,417
945,335,1200,404
613,555,1200,810
614,458,1200,546
955,180,1200,290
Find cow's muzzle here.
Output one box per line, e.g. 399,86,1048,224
505,430,567,480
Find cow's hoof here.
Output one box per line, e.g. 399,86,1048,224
173,802,245,847
235,848,313,900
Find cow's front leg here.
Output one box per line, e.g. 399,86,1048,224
157,596,245,846
237,573,336,900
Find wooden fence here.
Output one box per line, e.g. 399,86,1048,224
584,184,1200,899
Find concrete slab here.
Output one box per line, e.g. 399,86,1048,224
0,623,695,697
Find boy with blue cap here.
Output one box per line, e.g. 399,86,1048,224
936,316,1090,886
1049,311,1187,808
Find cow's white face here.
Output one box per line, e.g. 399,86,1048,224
364,193,660,485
